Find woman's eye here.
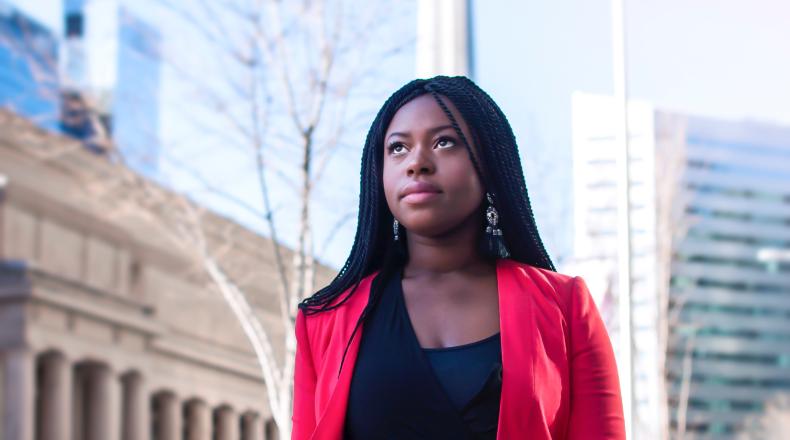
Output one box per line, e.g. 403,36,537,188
388,143,406,155
436,137,456,149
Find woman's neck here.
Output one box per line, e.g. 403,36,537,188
403,217,492,278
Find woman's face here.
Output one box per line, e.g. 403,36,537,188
383,94,484,238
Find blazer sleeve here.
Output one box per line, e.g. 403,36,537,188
566,276,626,439
292,309,317,439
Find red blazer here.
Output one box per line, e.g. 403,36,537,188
292,259,625,439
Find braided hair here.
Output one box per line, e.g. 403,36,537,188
298,76,555,370
300,75,554,313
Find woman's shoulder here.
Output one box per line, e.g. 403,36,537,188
498,259,589,312
499,258,575,291
298,270,379,329
295,271,379,364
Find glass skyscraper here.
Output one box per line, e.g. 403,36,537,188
112,7,160,177
0,2,59,130
1,0,161,177
572,92,790,438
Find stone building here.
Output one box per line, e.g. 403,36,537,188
0,110,335,440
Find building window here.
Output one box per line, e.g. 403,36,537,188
65,12,83,38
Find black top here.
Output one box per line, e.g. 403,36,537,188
344,270,503,439
423,332,501,410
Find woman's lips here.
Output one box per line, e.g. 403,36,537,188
402,191,441,203
400,181,442,204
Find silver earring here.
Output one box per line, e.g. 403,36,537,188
393,219,400,241
484,192,510,258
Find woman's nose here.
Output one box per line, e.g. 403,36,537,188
406,144,435,176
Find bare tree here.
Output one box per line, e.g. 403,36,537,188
127,1,411,437
4,1,413,437
654,113,697,440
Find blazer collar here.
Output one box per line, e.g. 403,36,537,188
310,259,537,439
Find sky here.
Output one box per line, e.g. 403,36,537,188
10,0,790,270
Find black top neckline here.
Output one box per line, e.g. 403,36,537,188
397,266,502,353
421,332,501,352
344,270,502,439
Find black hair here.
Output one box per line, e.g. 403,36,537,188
297,76,555,372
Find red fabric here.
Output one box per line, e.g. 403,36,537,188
292,259,625,439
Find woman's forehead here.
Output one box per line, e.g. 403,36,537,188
385,94,469,137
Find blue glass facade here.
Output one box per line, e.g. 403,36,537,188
1,1,162,178
666,117,790,436
0,4,59,130
112,7,161,177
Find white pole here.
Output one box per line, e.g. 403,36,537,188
415,0,470,78
611,0,634,438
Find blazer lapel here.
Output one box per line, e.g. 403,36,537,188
310,273,376,440
310,262,551,439
496,259,547,439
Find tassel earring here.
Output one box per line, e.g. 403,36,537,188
484,192,510,258
393,218,408,260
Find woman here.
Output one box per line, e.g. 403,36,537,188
292,76,625,439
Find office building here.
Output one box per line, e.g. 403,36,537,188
0,0,162,176
0,2,59,130
571,92,790,438
61,0,162,176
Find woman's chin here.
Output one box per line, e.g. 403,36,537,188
402,221,470,240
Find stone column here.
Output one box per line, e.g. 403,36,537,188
2,349,34,440
264,417,279,440
216,407,238,440
185,400,210,440
87,365,120,440
241,412,263,440
157,393,181,440
121,373,148,440
39,353,72,440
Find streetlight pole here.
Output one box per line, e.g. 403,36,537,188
415,0,471,78
611,0,635,438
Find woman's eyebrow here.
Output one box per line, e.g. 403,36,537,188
387,124,455,141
